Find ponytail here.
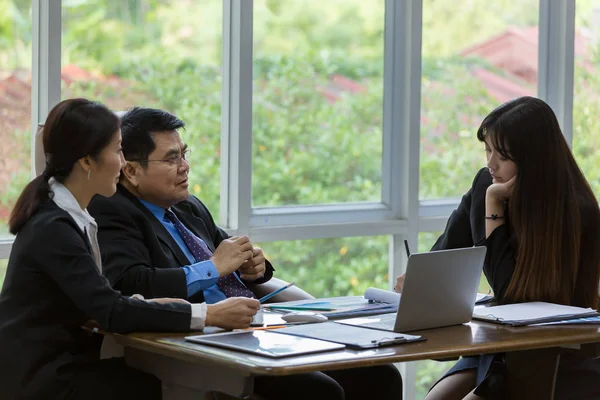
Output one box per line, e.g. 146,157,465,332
8,98,120,234
8,172,52,234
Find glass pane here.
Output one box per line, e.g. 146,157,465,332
573,1,600,199
257,236,388,297
420,0,539,200
418,231,442,253
0,1,32,238
252,0,384,207
61,0,222,216
415,359,456,399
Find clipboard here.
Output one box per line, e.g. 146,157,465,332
473,302,600,326
272,321,425,349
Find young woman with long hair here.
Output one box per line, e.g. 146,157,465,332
396,96,600,400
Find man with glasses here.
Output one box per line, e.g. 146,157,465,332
88,107,273,305
88,107,404,400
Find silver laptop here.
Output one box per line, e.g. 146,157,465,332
337,246,486,332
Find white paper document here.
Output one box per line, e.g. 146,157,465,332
364,287,492,305
473,301,598,326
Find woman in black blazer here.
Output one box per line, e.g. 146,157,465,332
0,99,259,399
396,97,600,400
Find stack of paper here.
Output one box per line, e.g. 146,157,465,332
364,287,493,305
264,287,495,319
264,295,396,319
532,315,600,326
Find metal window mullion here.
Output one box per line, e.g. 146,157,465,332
384,0,422,285
384,0,423,399
418,216,450,233
250,203,394,228
538,0,576,145
247,219,408,242
31,0,61,179
220,0,254,232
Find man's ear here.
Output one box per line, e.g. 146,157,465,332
122,161,141,187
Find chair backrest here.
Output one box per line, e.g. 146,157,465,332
34,124,45,177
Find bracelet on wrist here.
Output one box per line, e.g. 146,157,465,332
485,214,505,220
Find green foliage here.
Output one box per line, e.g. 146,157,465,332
0,127,31,214
420,60,499,199
1,1,600,397
415,360,454,399
253,54,383,206
0,0,31,68
259,236,389,298
422,0,539,57
572,48,600,200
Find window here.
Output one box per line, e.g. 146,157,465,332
257,236,388,297
0,0,32,241
61,0,223,216
420,0,539,200
573,0,600,199
252,0,385,207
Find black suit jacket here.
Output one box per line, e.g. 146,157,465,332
432,167,600,305
0,201,192,399
432,167,517,301
88,185,274,303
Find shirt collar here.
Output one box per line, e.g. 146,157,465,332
139,198,168,222
49,177,97,233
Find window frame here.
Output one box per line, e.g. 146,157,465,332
0,1,579,398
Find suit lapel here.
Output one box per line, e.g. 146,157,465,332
117,185,192,266
173,203,217,253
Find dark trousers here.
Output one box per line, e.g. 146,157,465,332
254,364,403,400
64,359,402,400
66,357,161,400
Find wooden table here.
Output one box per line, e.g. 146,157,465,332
113,321,600,400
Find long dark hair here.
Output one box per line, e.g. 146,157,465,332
477,96,600,308
9,98,120,234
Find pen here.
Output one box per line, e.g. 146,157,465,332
258,281,296,303
265,305,335,311
242,325,287,331
404,239,411,257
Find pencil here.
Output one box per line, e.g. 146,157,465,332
258,281,296,303
243,325,287,331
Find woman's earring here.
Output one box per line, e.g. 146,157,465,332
87,170,91,180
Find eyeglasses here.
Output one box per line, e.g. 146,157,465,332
130,149,191,167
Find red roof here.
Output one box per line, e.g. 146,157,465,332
470,67,531,103
460,26,591,102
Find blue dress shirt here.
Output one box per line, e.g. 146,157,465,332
139,199,227,303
